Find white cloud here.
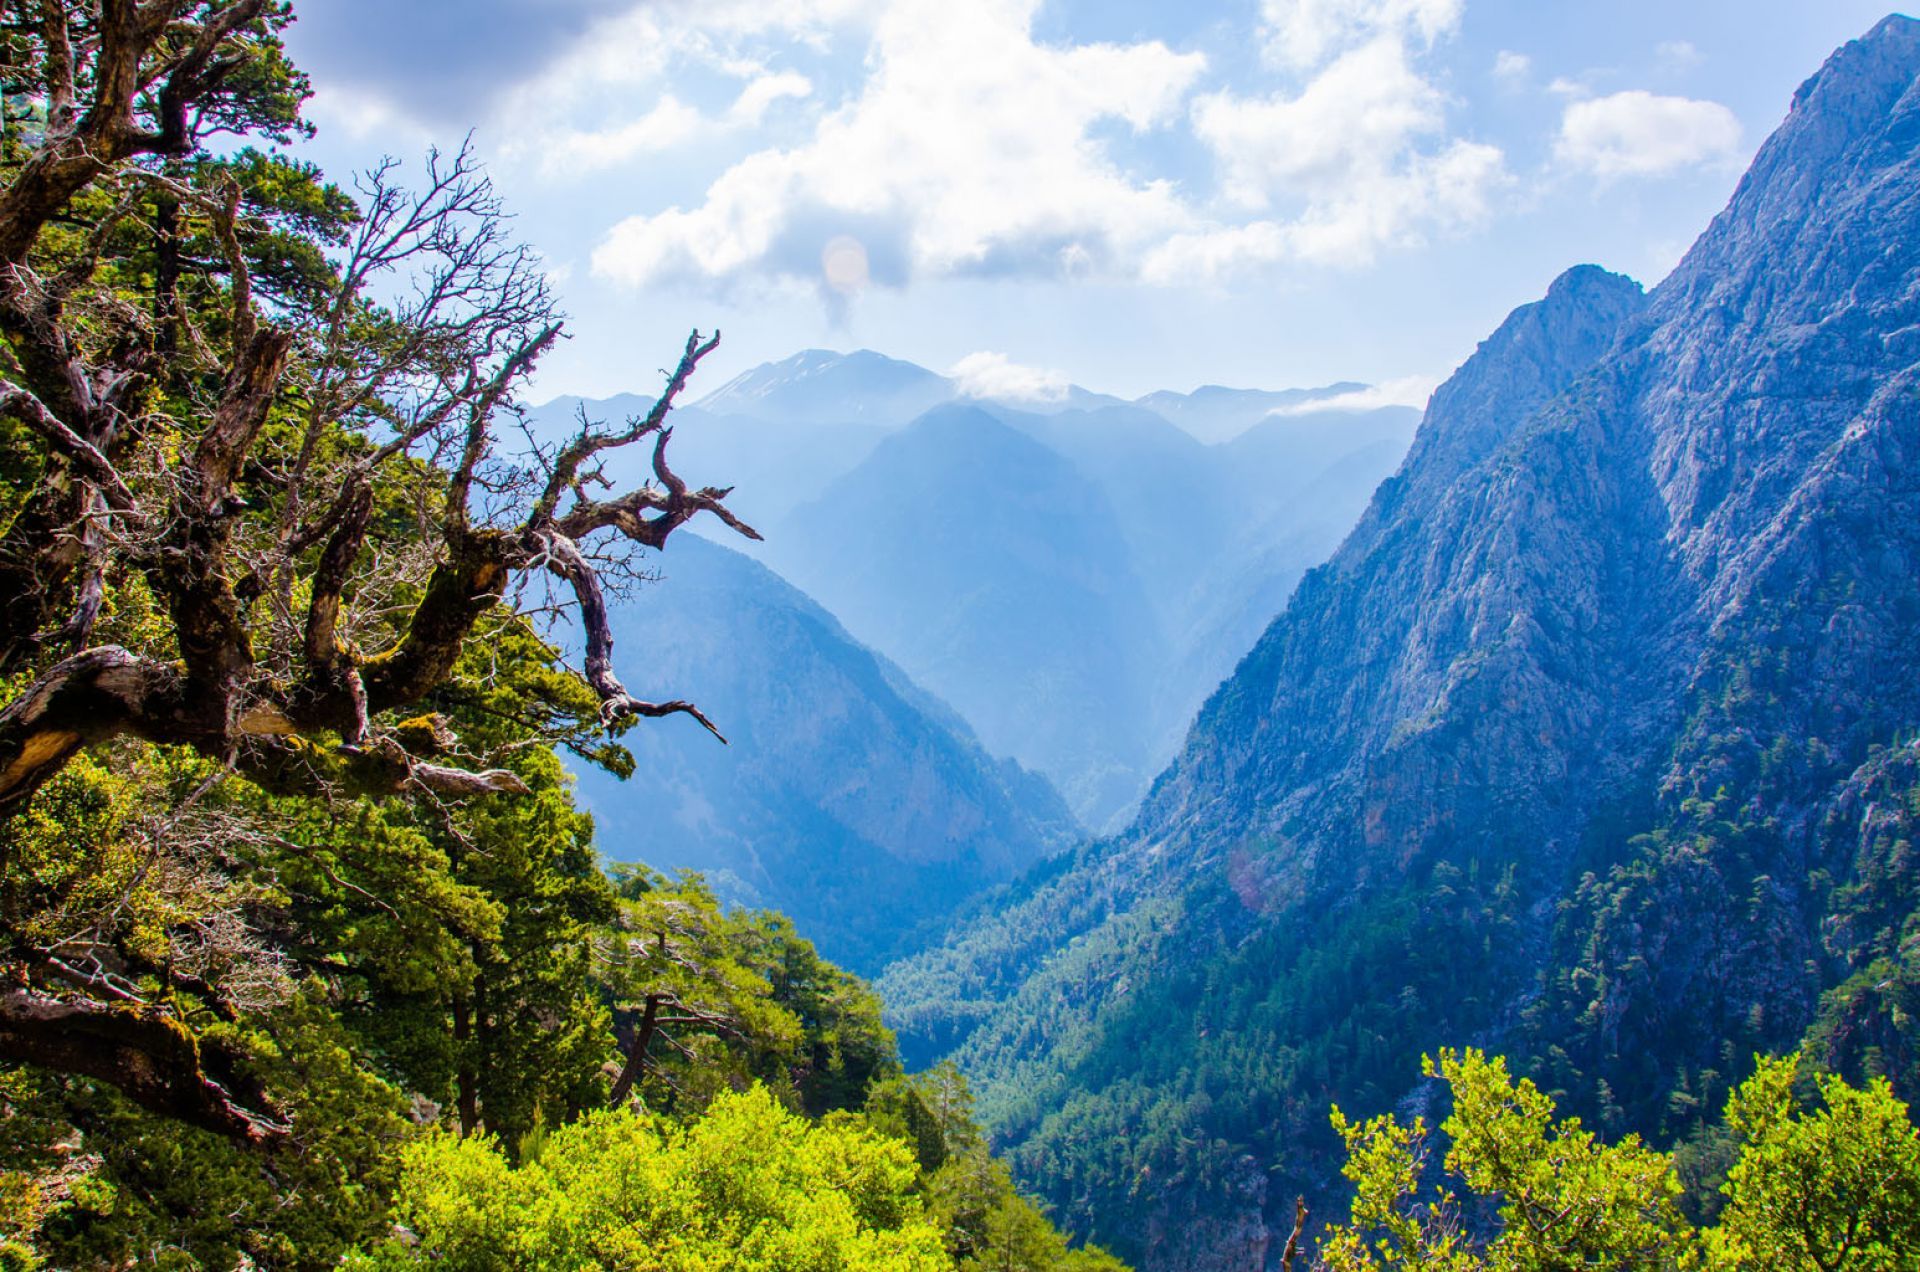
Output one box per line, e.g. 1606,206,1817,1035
1163,30,1507,280
1195,39,1444,209
306,82,431,146
727,70,814,125
1655,39,1702,70
592,0,1206,293
528,70,815,177
1555,90,1742,178
1259,0,1463,69
1269,373,1437,414
488,2,840,177
948,351,1070,402
539,96,706,174
1492,49,1530,82
557,0,1509,298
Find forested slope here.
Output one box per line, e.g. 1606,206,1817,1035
882,17,1920,1269
0,6,1123,1267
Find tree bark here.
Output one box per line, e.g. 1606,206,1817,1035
608,994,663,1108
0,987,283,1140
451,995,480,1137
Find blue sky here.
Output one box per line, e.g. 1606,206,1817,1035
281,0,1904,404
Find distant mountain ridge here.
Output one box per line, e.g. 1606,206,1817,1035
765,404,1167,826
763,396,1418,827
693,348,954,426
545,354,1420,832
880,16,1920,1271
1135,382,1369,445
571,534,1076,974
679,347,1378,444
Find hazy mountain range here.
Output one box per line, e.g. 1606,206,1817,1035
567,534,1076,974
540,348,1418,966
744,370,1418,827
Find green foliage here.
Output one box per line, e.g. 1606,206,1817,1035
0,994,412,1270
1704,1055,1920,1271
861,1064,1131,1272
357,1085,952,1271
602,865,897,1119
0,6,1102,1270
1319,1050,1920,1272
886,852,1529,1260
1321,1050,1685,1272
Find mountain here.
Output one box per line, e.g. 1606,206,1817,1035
880,17,1920,1271
754,390,1416,830
547,353,1417,831
763,405,1167,829
987,401,1421,769
569,534,1077,974
1135,382,1370,444
692,348,954,426
689,345,1374,444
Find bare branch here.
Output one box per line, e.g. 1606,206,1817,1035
531,327,720,526
533,527,727,739
0,379,136,510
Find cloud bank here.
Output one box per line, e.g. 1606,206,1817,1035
290,0,1751,310
1555,90,1743,178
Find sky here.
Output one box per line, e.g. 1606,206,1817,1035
278,0,1906,406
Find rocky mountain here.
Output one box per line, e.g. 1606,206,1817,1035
879,17,1920,1270
569,534,1077,974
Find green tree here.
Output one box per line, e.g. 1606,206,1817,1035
1705,1054,1920,1271
599,865,801,1115
357,1085,952,1272
864,1062,1130,1272
1321,1049,1687,1271
598,867,900,1120
1317,1050,1920,1272
0,0,753,1137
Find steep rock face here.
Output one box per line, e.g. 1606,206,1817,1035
881,18,1920,1270
1141,262,1654,879
1523,16,1920,1119
571,535,1075,974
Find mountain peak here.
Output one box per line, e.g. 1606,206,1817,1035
1798,12,1920,112
692,348,951,426
1543,261,1639,304
1786,10,1920,144
1394,264,1644,488
1659,14,1920,305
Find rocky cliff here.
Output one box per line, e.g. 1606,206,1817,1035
880,17,1920,1268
